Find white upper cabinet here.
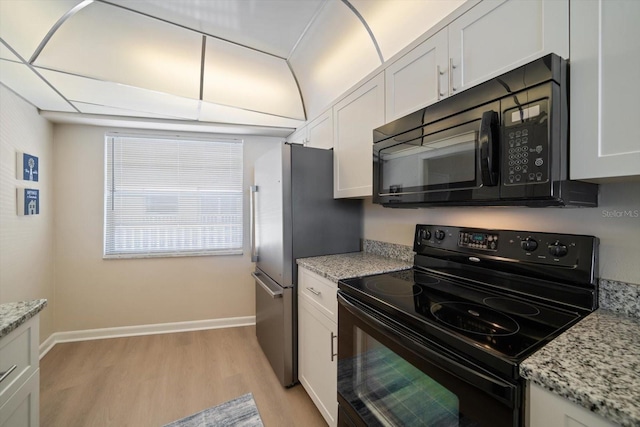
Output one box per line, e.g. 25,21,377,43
384,0,568,122
286,126,308,145
385,29,448,122
569,0,640,181
307,110,334,150
333,73,385,198
448,0,569,94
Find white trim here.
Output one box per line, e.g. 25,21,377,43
39,316,255,360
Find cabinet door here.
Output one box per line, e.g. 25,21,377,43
448,0,568,94
0,370,39,427
569,0,640,181
528,382,617,427
385,29,448,121
333,73,385,198
307,110,333,150
298,295,338,427
286,126,307,145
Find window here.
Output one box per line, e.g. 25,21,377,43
104,134,243,258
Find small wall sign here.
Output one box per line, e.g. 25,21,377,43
16,152,39,182
17,188,39,215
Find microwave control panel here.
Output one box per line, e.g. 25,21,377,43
503,99,549,186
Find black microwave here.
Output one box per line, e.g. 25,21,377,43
373,54,598,208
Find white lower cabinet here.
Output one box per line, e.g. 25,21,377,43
0,370,39,427
0,316,40,427
528,382,618,427
298,267,338,427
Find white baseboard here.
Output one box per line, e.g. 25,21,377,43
39,316,256,359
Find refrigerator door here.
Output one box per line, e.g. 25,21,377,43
253,144,291,287
253,269,294,386
252,142,361,388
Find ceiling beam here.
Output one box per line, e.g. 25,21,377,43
341,0,384,64
29,0,95,64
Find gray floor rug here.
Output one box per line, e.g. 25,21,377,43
163,393,264,427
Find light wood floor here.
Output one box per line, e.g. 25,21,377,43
40,326,327,427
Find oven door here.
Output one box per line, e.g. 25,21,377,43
337,292,520,427
373,103,501,207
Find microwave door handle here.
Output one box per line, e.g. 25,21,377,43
479,111,500,186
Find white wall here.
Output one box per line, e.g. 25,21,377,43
364,182,640,284
52,124,281,332
0,85,55,341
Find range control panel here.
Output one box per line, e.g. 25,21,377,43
458,231,499,251
413,224,598,272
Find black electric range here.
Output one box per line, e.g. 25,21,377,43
337,225,598,427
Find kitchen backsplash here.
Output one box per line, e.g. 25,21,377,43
599,279,640,319
363,239,414,263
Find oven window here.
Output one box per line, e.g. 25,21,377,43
338,293,518,427
378,123,480,196
352,329,459,426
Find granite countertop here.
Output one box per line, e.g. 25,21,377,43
0,299,47,339
296,251,412,283
521,309,640,427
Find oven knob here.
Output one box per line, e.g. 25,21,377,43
434,230,446,241
520,238,538,252
419,229,431,241
548,241,568,257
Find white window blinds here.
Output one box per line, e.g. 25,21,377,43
104,134,243,258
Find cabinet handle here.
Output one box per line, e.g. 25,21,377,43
449,58,457,93
0,365,17,384
306,287,321,296
437,65,445,100
330,332,338,361
249,185,258,262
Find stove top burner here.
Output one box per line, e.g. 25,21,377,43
483,297,541,316
364,279,424,297
430,302,520,336
339,266,583,362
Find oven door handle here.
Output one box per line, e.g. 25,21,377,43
338,292,517,408
479,110,500,186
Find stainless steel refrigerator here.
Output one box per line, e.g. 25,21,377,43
250,143,361,387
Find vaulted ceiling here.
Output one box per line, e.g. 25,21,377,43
0,0,464,134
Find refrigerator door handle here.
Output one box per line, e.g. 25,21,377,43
252,272,283,298
250,185,258,262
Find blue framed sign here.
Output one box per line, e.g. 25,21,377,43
17,188,39,216
17,152,39,182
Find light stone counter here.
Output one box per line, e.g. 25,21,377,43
521,309,640,427
297,251,412,283
0,299,47,339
